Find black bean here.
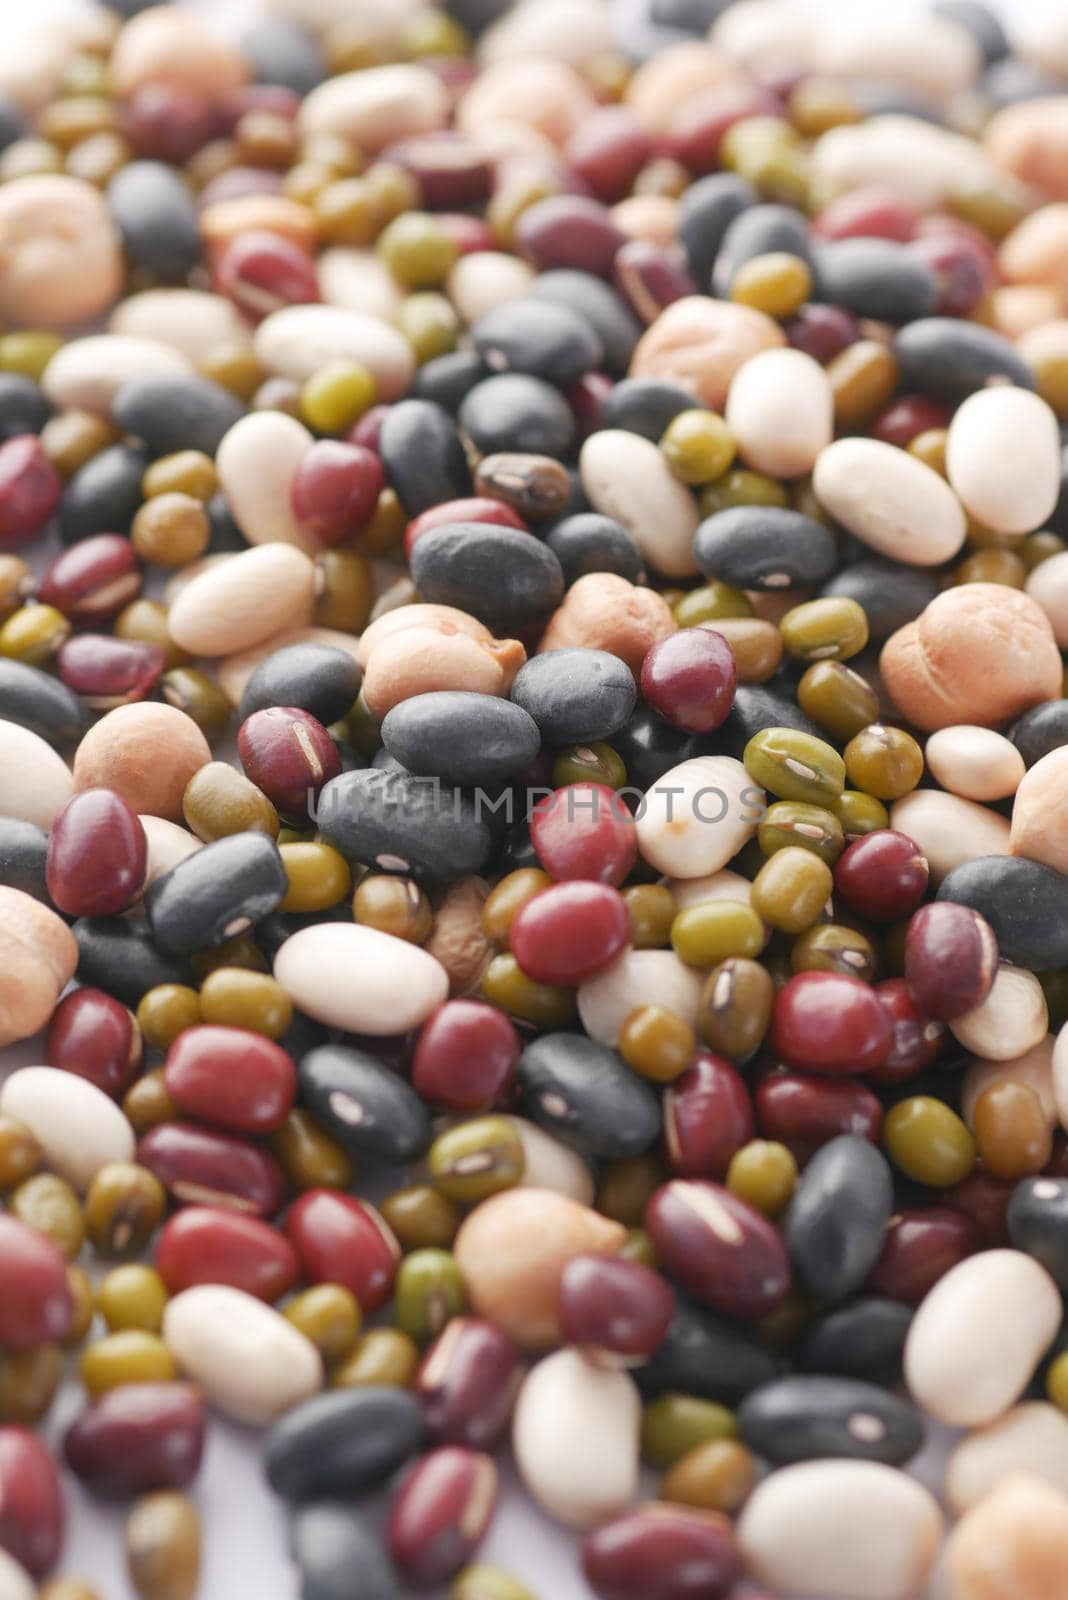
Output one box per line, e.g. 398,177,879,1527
0,373,50,440
242,16,326,93
712,202,814,296
738,1376,925,1467
410,522,564,631
937,855,1068,970
145,832,288,955
982,56,1064,107
459,374,574,458
74,917,192,1007
634,1298,784,1403
798,1298,914,1386
412,350,487,414
107,162,201,282
444,0,513,32
0,98,24,153
292,1505,399,1600
1008,1176,1068,1290
716,683,823,759
933,0,1009,64
0,818,51,905
239,644,361,725
298,1044,432,1162
651,0,728,29
111,374,245,459
893,317,1036,400
785,1135,894,1305
854,87,944,124
206,491,247,555
678,173,755,287
1010,699,1068,768
381,691,540,786
612,706,700,789
59,443,150,544
472,298,603,387
813,239,937,324
546,512,644,586
0,659,85,744
378,398,471,516
695,506,838,591
528,270,641,376
518,1033,661,1158
601,377,697,442
316,768,494,884
510,648,636,745
822,559,940,644
265,1388,424,1502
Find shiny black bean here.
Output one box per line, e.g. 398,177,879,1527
242,16,326,93
266,1388,424,1502
292,1505,398,1600
738,1376,925,1467
798,1298,913,1386
412,350,488,414
239,644,361,725
785,1135,894,1305
59,443,149,544
74,917,192,1006
111,375,245,458
529,270,641,376
107,161,201,282
1008,1176,1068,1289
381,691,540,786
0,659,85,744
0,373,50,440
694,507,837,591
145,832,288,954
934,0,1009,64
712,202,814,296
510,648,636,745
612,707,700,789
813,240,937,324
298,1043,432,1162
652,0,729,29
717,684,823,759
892,317,1036,400
0,818,51,904
678,173,755,286
1010,699,1068,768
634,1298,784,1403
459,374,574,458
378,399,471,516
0,99,24,153
316,768,494,883
822,559,940,644
518,1033,661,1159
410,522,564,631
207,490,247,554
937,855,1068,970
601,377,696,442
546,512,643,586
472,298,603,387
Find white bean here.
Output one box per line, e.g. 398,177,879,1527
512,1349,640,1528
813,436,967,565
274,922,449,1034
0,1067,134,1191
163,1285,323,1425
946,386,1061,535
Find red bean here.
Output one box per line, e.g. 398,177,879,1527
386,133,493,209
941,1167,1014,1248
214,228,320,320
530,783,638,887
405,496,528,559
516,195,627,279
290,439,384,546
565,107,653,202
198,167,283,208
163,1024,296,1135
904,902,998,1021
583,1503,739,1600
664,83,782,175
237,705,341,821
907,233,987,317
155,1206,299,1301
58,634,166,709
645,1180,791,1321
0,1426,64,1578
388,1446,498,1588
0,435,63,547
510,881,631,986
870,393,953,448
411,1000,520,1113
612,240,697,326
138,1122,288,1218
833,829,929,922
45,987,142,1099
285,1189,400,1312
64,1382,205,1498
812,186,917,243
559,1255,675,1364
755,1070,883,1165
865,1207,977,1305
0,1216,73,1350
769,972,893,1076
785,303,859,364
347,405,388,453
36,533,142,621
436,213,495,256
664,1052,754,1178
567,371,615,442
415,1317,523,1451
45,788,147,917
640,630,737,735
121,83,216,163
868,978,945,1086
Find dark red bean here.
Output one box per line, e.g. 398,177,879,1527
214,229,320,320
404,497,528,559
237,705,340,821
940,1167,1014,1248
155,1205,299,1301
0,1215,73,1350
664,82,782,175
386,133,493,209
347,405,388,453
769,972,892,1077
785,303,859,364
0,1426,64,1578
510,880,631,986
285,1189,400,1312
121,83,217,163
907,233,989,318
612,241,697,326
163,1024,296,1135
913,213,998,275
64,1382,205,1498
565,107,653,202
45,787,147,917
515,195,627,278
812,187,917,243
45,987,142,1099
559,1255,675,1364
868,979,945,1086
834,829,929,923
865,1207,977,1305
645,1180,791,1321
58,634,166,709
583,1504,739,1600
530,783,638,887
870,393,953,448
436,213,495,257
0,435,63,547
289,439,384,547
904,902,998,1021
641,629,737,735
36,533,142,621
415,1317,523,1451
138,1122,288,1218
664,1052,754,1178
388,1446,498,1588
411,1000,520,1113
567,371,614,442
756,1070,883,1166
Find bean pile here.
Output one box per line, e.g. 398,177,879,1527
3,0,1068,1596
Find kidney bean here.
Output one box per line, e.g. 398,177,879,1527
265,1387,424,1502
904,901,998,1021
566,107,654,202
834,830,929,923
138,1122,287,1218
907,232,988,317
388,1446,498,1588
641,630,737,736
583,1504,739,1600
163,1024,296,1135
0,1214,73,1350
0,436,63,548
36,534,141,621
0,1427,63,1579
155,1206,299,1301
411,1001,520,1114
869,979,945,1086
866,1208,978,1305
812,187,918,243
415,1318,523,1451
666,82,782,174
386,133,493,209
290,441,384,547
510,881,631,987
941,1167,1014,1249
785,303,859,364
285,1189,400,1312
769,972,893,1076
530,783,638,887
237,706,340,822
516,196,626,279
45,789,146,918
755,1071,884,1166
664,1053,754,1179
214,229,320,321
45,987,142,1099
613,241,698,326
559,1256,675,1366
58,635,166,710
870,393,953,447
645,1180,791,1321
64,1383,205,1498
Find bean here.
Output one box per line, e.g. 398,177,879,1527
388,1447,498,1588
814,436,966,566
125,1492,199,1600
0,1067,134,1191
938,855,1068,970
785,1135,894,1305
799,1298,913,1387
146,832,288,954
168,545,316,658
415,1318,523,1452
74,918,191,1010
0,1426,63,1579
0,1215,72,1351
0,659,84,746
582,1504,738,1600
382,691,539,786
239,644,360,725
292,1505,399,1600
579,429,699,578
107,162,201,283
512,1349,640,1529
893,315,1036,400
64,1383,205,1499
138,1122,286,1218
265,1386,424,1502
59,444,150,546
163,1284,322,1425
695,505,836,592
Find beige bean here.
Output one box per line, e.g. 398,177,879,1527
457,58,595,146
1010,746,1068,874
109,7,249,100
512,1350,640,1528
503,1117,595,1206
253,305,414,400
889,792,1010,884
815,13,981,98
140,816,203,890
538,573,676,677
667,868,754,912
42,336,192,417
316,248,404,322
162,1285,322,1426
110,289,253,366
478,0,614,69
712,1,816,80
635,755,763,878
0,720,75,829
362,626,526,719
300,63,448,150
74,703,211,824
263,0,422,42
630,295,785,411
625,42,736,135
446,252,536,326
987,97,1068,200
947,1404,1068,1513
944,1473,1068,1600
811,115,997,210
813,437,966,565
200,196,318,260
355,604,492,669
946,387,1061,535
1025,549,1068,647
611,194,680,249
455,1188,624,1350
924,726,1025,803
424,875,492,998
167,544,316,657
726,347,833,480
215,412,316,552
999,204,1068,295
991,285,1062,338
274,922,448,1034
962,1036,1057,1131
949,965,1049,1062
0,1548,34,1600
578,950,703,1047
580,431,699,578
0,175,124,329
0,887,78,1047
0,1067,134,1190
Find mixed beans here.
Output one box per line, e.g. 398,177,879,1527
3,0,1068,1596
